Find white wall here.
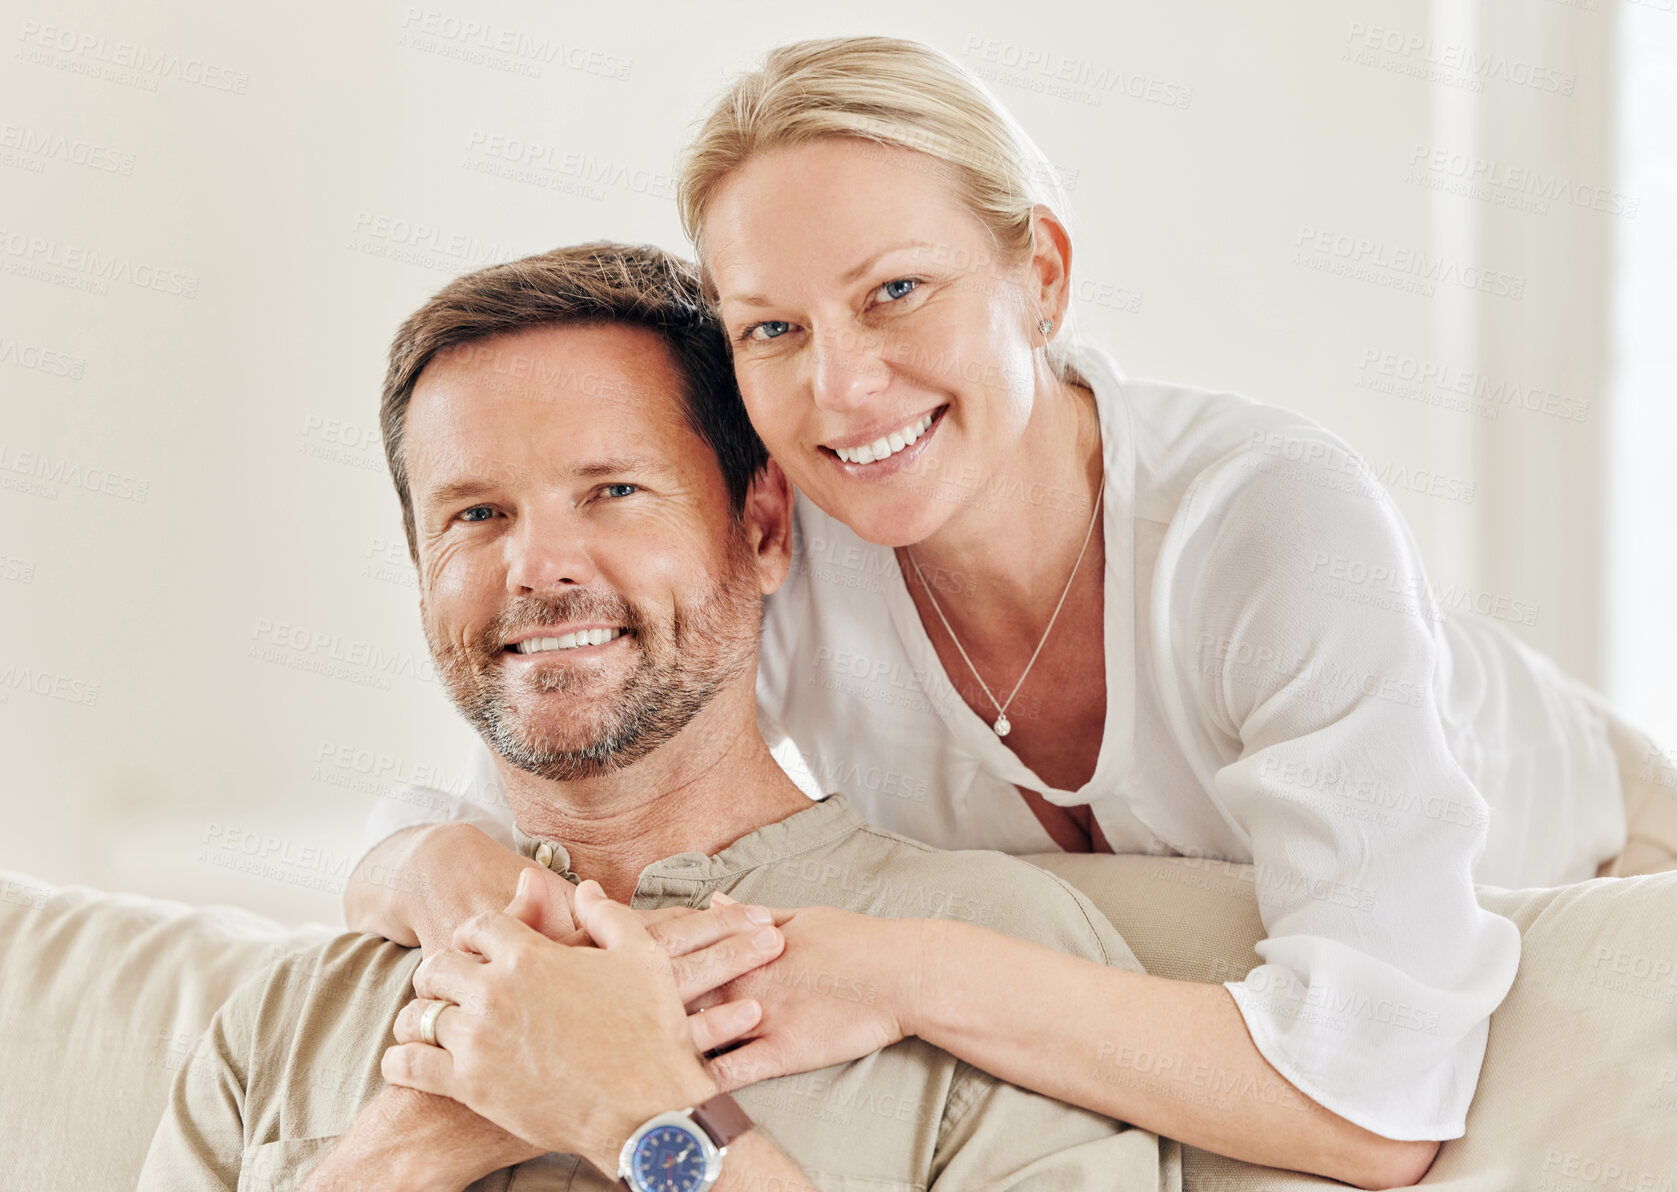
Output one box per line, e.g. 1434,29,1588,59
1608,0,1677,755
0,0,1640,921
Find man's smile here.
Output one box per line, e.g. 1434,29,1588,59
504,626,632,655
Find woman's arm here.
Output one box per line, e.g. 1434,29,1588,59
704,910,1438,1189
345,822,557,954
910,920,1440,1189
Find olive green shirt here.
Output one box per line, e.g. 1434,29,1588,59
137,794,1182,1191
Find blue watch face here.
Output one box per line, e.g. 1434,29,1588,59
630,1123,710,1192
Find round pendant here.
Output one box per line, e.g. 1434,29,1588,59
994,714,1011,737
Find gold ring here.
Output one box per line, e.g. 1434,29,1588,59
419,999,450,1048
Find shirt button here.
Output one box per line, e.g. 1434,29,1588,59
535,843,554,869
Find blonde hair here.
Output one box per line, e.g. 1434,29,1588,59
676,36,1078,370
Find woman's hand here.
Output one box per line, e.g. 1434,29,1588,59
638,900,789,1049
346,822,574,956
686,903,929,1091
383,874,742,1173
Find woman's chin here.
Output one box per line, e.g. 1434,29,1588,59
811,485,960,550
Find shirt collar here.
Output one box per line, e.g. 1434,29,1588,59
512,793,863,898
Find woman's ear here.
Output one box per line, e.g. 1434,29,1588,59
1027,204,1074,337
742,458,796,595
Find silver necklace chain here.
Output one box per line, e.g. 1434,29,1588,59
903,474,1105,738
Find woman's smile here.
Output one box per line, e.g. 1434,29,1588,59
819,404,948,479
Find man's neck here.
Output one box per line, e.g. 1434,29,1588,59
492,688,812,902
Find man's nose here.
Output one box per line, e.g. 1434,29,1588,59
504,505,596,592
809,327,888,414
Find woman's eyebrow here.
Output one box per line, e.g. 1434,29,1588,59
719,241,940,311
719,292,776,311
837,241,936,285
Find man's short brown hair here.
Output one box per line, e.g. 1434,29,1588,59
379,242,767,560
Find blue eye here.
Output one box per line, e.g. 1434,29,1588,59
603,483,638,499
747,321,791,342
458,505,495,523
880,278,918,301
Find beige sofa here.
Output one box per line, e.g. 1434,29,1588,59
3,853,1675,1191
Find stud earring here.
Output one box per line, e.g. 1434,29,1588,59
1038,317,1055,336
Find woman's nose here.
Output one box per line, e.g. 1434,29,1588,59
809,327,888,414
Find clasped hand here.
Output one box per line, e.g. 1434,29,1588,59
383,869,783,1172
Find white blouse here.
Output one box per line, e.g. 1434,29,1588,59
365,344,1626,1142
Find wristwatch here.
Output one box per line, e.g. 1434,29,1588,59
617,1091,753,1192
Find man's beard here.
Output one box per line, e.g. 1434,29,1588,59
425,535,759,782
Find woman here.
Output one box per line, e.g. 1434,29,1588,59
349,37,1639,1185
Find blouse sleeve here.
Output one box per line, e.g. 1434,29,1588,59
1154,427,1522,1142
359,736,518,855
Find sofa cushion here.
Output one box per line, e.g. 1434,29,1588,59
5,854,1676,1191
1027,852,1677,1189
0,870,331,1191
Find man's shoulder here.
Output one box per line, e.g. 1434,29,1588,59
209,931,421,1146
220,929,420,1055
751,813,1135,969
256,928,418,994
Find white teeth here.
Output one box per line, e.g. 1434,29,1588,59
514,628,624,654
834,412,937,465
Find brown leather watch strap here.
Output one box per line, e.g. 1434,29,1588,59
690,1091,753,1149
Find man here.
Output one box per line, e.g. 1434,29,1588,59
137,244,1179,1191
